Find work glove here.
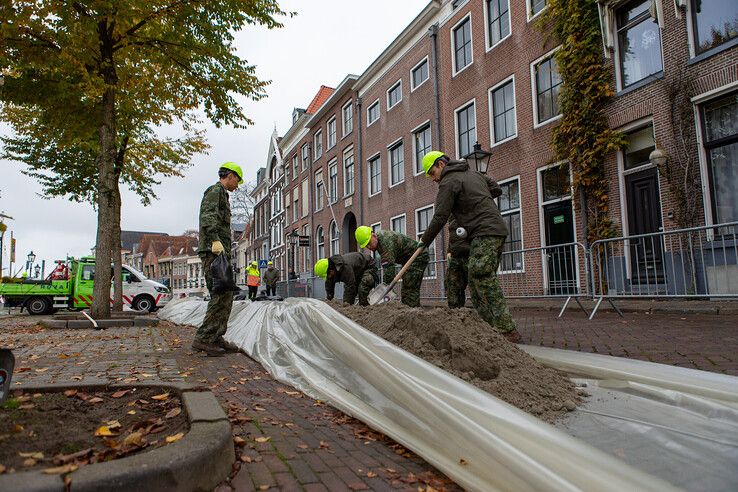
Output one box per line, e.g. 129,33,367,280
211,240,224,255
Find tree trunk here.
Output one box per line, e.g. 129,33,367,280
112,183,123,312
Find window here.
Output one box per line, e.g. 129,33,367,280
367,100,380,125
292,155,298,179
301,179,309,218
344,150,355,196
293,191,299,222
411,58,429,90
490,77,517,144
416,206,437,278
413,124,432,174
342,101,353,136
327,117,336,149
616,0,662,89
368,155,381,196
389,141,405,186
316,226,325,260
391,214,406,234
315,170,324,211
498,179,522,271
529,0,546,19
533,54,562,125
314,130,323,160
542,164,571,202
301,144,310,171
452,15,473,74
387,80,402,109
701,92,738,226
456,102,476,158
329,221,339,256
690,0,738,55
623,125,655,170
487,0,510,48
328,160,338,203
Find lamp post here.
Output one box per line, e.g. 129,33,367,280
288,230,299,297
34,264,41,279
26,251,36,275
464,141,492,174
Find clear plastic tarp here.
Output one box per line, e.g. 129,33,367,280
159,298,738,491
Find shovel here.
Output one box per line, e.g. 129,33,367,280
369,247,425,305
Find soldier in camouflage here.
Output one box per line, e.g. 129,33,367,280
192,162,243,356
317,252,378,306
358,229,429,307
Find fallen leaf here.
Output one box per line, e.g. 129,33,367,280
87,397,104,404
35,368,49,373
58,354,70,359
319,441,330,449
297,443,309,449
70,376,83,381
63,389,77,397
0,464,5,474
19,451,44,460
123,432,144,447
254,437,271,443
165,407,181,419
17,367,31,372
151,392,169,401
102,439,119,449
240,455,252,463
165,432,184,443
258,486,269,491
42,464,78,475
367,471,377,478
13,424,24,433
23,458,37,467
53,448,93,465
127,410,136,415
284,391,300,396
94,426,118,437
111,389,131,398
253,405,266,412
106,420,122,429
233,436,246,446
459,458,468,466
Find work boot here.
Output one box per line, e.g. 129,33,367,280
191,339,225,357
216,336,239,353
501,329,522,344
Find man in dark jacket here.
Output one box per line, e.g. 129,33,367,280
314,252,377,306
446,177,503,309
263,261,279,296
193,162,243,356
420,151,521,343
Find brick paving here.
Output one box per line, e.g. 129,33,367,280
2,307,737,490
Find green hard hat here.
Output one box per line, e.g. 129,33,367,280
421,151,446,175
355,226,373,249
220,161,244,184
314,258,329,279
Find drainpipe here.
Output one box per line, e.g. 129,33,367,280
308,143,314,261
356,96,364,225
429,23,446,270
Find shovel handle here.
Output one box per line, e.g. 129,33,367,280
377,247,425,302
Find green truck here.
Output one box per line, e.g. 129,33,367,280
0,257,171,315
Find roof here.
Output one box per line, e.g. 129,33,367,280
121,231,167,252
305,75,359,127
306,85,335,114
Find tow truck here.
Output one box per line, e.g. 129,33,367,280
0,257,171,315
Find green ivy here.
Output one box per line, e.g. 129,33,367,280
540,0,625,242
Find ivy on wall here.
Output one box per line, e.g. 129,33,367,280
540,0,625,242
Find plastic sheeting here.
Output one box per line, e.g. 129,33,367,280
159,298,685,491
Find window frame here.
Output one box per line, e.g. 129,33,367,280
387,138,406,188
329,220,340,256
292,155,298,180
327,116,337,150
387,79,403,111
342,100,353,137
410,56,430,91
327,158,339,204
496,175,525,273
527,0,547,22
613,0,664,91
530,47,563,128
451,13,474,76
484,0,512,51
415,204,437,279
454,98,477,159
489,74,518,146
313,130,323,160
367,152,382,197
316,225,325,260
412,120,432,176
301,144,310,171
314,170,324,211
390,213,407,235
367,99,380,126
343,147,355,197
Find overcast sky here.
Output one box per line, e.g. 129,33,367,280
0,0,429,275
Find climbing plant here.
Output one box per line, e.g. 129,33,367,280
540,0,626,242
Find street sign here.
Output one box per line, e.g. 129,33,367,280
258,259,268,269
298,235,310,247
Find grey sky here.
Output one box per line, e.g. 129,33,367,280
0,0,429,275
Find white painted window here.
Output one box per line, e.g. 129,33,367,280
367,100,380,126
498,178,523,272
344,149,355,197
532,52,562,126
413,123,432,175
328,159,338,204
452,14,473,75
368,154,381,196
389,140,405,186
390,214,406,234
455,101,476,158
342,100,353,136
329,221,340,256
314,170,324,211
327,116,336,149
416,206,437,278
490,76,517,144
387,80,403,110
411,57,429,90
486,0,511,48
314,130,323,160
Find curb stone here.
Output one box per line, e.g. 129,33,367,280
0,382,233,492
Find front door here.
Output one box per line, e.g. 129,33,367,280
543,201,577,295
625,167,664,283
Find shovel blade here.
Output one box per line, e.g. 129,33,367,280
368,284,398,305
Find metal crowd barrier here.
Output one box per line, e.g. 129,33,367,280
589,221,738,318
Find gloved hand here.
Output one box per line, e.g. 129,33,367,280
211,240,224,254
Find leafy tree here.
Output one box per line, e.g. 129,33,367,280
0,1,288,317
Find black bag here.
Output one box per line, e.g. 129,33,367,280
211,254,236,294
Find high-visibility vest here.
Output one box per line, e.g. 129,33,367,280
246,267,261,287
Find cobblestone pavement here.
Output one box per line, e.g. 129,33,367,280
513,308,738,376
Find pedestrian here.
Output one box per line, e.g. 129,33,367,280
354,227,428,307
446,177,503,309
246,261,260,301
288,267,298,281
264,261,279,296
314,251,378,306
192,162,243,356
419,151,522,343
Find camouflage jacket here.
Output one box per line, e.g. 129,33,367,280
263,267,280,286
376,230,426,284
198,182,232,256
325,252,377,304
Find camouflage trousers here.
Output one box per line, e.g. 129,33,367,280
195,253,234,343
467,236,516,333
355,271,378,306
399,252,429,308
445,253,468,309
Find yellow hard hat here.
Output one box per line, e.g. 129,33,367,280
422,151,446,175
355,226,373,249
267,261,273,265
220,161,244,184
314,258,329,279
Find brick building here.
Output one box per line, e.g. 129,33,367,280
246,0,738,296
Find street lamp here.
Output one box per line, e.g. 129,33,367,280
26,251,36,274
34,264,41,279
649,148,667,168
464,142,492,174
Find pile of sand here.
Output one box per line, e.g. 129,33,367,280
329,302,581,422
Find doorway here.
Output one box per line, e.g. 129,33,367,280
543,201,577,295
625,167,664,283
342,212,357,252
